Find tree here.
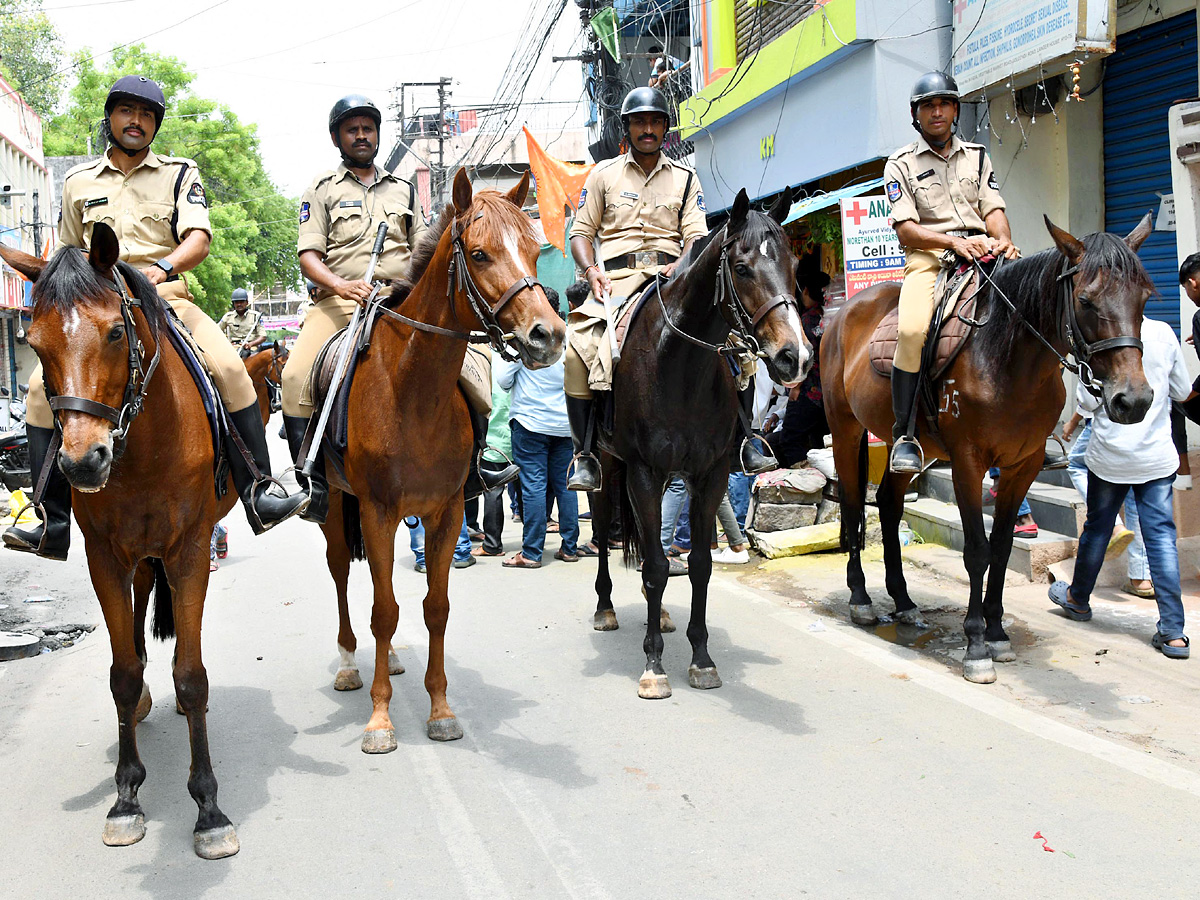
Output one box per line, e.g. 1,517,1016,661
44,45,300,318
0,0,64,118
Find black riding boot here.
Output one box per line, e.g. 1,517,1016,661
283,413,327,524
732,385,777,474
2,425,71,560
227,404,308,535
464,407,519,501
566,395,602,491
890,368,924,474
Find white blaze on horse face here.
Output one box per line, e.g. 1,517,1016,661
759,240,772,259
63,308,80,337
503,227,529,277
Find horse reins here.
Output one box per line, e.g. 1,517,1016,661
971,255,1143,398
370,210,541,362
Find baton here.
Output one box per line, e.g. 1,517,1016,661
301,222,388,476
593,239,621,367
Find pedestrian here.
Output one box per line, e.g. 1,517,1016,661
472,346,517,559
1048,316,1191,659
498,292,579,568
775,270,830,466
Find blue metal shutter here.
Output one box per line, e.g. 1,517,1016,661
1103,13,1198,335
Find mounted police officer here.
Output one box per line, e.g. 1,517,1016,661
219,287,266,356
566,87,771,490
4,75,307,560
883,72,1020,473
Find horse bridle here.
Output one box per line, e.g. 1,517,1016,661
45,266,161,454
656,225,798,361
372,210,542,362
973,255,1143,398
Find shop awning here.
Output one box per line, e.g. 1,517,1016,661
782,178,884,226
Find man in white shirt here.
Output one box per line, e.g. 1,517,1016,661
1048,317,1191,659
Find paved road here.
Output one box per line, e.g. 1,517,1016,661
2,497,1198,898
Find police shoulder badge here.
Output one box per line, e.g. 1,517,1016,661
886,180,902,203
578,188,587,205
696,193,706,212
300,201,311,224
186,182,207,207
988,172,999,190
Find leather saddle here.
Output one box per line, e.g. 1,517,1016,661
868,258,987,381
612,278,660,359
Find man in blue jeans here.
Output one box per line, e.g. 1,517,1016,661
1049,316,1191,659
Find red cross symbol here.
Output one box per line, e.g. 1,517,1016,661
844,201,869,226
954,0,967,22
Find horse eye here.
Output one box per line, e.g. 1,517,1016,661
470,249,488,263
1077,295,1094,310
734,263,751,277
108,324,125,343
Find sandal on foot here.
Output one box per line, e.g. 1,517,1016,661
554,548,579,562
1122,579,1155,599
1048,580,1092,621
1151,632,1190,659
576,540,600,557
1013,521,1039,538
471,545,503,557
1106,528,1135,560
502,552,542,569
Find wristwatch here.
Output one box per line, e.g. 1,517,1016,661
153,259,174,276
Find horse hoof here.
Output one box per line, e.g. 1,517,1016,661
850,604,878,626
427,717,464,742
387,651,405,676
894,608,928,628
660,610,676,633
334,668,364,691
593,610,619,631
361,728,397,754
102,813,145,847
687,665,722,690
194,824,240,860
962,657,997,684
135,685,152,722
638,671,672,700
987,640,1017,662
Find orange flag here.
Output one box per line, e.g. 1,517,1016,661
524,127,593,255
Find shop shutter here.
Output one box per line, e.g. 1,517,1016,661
735,0,814,63
1103,13,1198,335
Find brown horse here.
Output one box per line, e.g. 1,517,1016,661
0,224,241,858
822,215,1154,684
313,168,564,751
244,339,287,424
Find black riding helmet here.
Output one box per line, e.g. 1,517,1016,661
231,288,249,305
620,86,670,132
909,72,959,132
328,95,382,133
105,75,166,130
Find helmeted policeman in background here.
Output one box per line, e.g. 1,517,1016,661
567,87,773,490
219,287,267,355
5,75,307,560
882,72,1020,473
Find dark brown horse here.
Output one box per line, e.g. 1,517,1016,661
589,188,810,698
822,215,1155,684
244,339,287,424
0,224,241,858
315,168,564,750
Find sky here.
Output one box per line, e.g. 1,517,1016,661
43,0,589,196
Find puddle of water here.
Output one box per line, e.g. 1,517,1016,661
870,620,951,650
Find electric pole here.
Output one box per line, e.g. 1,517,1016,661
436,76,451,209
31,190,41,255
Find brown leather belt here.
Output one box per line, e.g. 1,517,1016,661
604,250,677,270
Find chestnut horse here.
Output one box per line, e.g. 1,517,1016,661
589,188,810,699
0,224,241,858
315,169,564,751
822,215,1155,684
244,340,287,423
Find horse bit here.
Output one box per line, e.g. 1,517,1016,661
656,225,797,367
370,211,541,362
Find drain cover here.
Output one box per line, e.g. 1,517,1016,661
0,631,41,661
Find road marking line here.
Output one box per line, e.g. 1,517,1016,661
722,577,1200,797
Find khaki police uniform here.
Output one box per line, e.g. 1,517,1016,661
218,307,266,346
566,150,707,397
283,163,426,416
26,148,256,430
883,134,1006,373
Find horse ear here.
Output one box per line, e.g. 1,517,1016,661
505,170,530,209
769,186,793,225
1124,212,1154,252
452,168,473,214
1044,215,1084,263
0,243,47,282
730,188,750,229
89,222,120,273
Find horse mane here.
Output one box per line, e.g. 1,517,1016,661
385,188,538,308
672,209,784,278
34,248,167,333
972,231,1155,366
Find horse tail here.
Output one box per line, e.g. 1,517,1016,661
341,492,367,562
838,431,868,553
616,464,645,570
149,558,175,641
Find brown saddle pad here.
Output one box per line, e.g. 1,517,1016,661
612,278,659,358
869,266,980,380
